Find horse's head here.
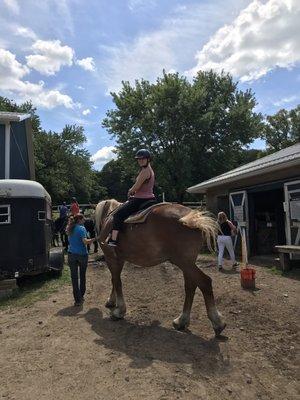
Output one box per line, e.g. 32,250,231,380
95,199,121,235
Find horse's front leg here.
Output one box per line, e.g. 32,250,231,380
173,272,196,331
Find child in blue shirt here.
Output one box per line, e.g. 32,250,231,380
67,214,97,306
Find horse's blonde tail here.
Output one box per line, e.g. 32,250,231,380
179,210,218,253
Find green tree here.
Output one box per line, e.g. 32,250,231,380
97,159,134,201
103,71,263,202
35,124,95,204
0,96,41,135
264,105,300,151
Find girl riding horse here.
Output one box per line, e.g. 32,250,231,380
108,149,156,246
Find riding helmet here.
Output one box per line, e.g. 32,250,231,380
135,149,151,159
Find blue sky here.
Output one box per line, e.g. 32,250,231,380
1,0,299,169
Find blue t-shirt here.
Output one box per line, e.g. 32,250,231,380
68,225,88,255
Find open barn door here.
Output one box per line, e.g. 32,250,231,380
229,191,249,260
284,180,300,260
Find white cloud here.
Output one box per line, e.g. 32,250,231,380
3,0,20,14
187,0,300,82
128,0,157,12
91,146,117,169
274,95,300,107
98,0,249,93
14,26,38,41
76,57,96,72
76,85,85,90
0,48,76,109
0,48,29,83
26,40,74,76
100,33,176,93
82,108,91,116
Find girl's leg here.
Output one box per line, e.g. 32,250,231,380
217,236,225,267
79,255,88,299
225,236,236,264
68,253,81,304
110,199,145,241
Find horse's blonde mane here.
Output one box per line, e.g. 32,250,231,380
179,210,218,253
95,199,121,234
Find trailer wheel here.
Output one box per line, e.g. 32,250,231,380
49,248,64,277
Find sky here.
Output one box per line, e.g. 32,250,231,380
0,0,300,169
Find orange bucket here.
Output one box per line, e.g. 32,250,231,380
240,267,256,290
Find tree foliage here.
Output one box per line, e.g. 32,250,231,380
264,105,300,152
103,71,263,201
97,159,134,201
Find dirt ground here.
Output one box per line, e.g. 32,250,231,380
0,256,299,400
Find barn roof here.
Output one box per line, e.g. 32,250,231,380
0,112,31,123
187,142,300,194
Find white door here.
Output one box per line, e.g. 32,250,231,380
229,191,249,258
284,180,300,259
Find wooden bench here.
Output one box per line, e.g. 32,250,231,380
275,245,300,272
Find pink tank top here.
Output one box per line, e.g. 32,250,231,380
134,167,155,199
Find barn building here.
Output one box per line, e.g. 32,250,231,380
187,143,300,258
0,112,35,180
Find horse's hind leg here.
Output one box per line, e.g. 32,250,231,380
105,284,116,309
179,262,226,336
195,266,226,336
173,273,196,331
106,256,126,319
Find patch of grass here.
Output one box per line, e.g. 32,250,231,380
266,266,300,280
266,266,283,276
0,266,71,309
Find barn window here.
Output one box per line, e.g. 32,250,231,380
0,205,11,225
38,211,46,221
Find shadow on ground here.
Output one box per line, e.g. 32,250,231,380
81,307,231,377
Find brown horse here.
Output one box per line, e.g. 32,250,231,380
95,200,226,337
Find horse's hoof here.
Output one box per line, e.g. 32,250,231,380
110,313,124,321
214,323,227,337
105,300,116,309
110,309,125,320
110,314,124,321
173,319,188,331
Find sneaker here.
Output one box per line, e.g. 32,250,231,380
107,238,117,247
218,265,223,271
232,262,239,268
74,301,81,306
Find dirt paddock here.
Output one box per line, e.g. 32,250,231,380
0,256,299,400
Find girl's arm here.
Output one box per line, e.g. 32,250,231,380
82,237,96,245
128,169,150,196
227,220,237,233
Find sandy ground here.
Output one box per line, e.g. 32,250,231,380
0,256,299,400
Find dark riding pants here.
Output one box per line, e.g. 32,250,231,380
68,253,88,303
112,197,156,231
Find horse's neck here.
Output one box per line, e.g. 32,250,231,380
99,200,120,225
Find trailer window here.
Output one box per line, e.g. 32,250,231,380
38,211,46,221
0,205,11,224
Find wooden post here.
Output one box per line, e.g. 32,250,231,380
279,253,290,272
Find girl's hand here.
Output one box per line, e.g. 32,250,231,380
128,189,135,197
